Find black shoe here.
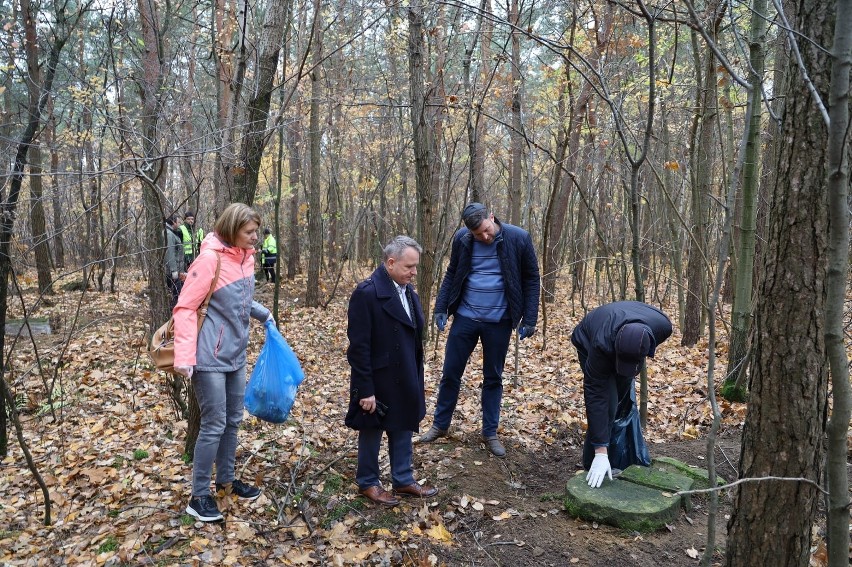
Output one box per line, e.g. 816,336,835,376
216,479,262,501
186,495,224,522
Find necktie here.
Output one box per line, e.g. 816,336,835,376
398,285,411,320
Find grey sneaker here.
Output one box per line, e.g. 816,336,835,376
482,436,506,458
186,495,224,522
417,425,448,443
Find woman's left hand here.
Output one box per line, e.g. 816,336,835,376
175,365,194,378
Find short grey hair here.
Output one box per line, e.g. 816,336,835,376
383,235,422,261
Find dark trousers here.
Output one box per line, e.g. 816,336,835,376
263,255,277,282
355,428,415,490
165,276,182,310
580,345,633,469
432,314,512,437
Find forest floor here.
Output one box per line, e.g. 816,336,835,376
0,270,833,566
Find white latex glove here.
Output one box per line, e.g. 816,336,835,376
171,271,179,279
266,313,275,323
586,453,613,488
174,365,194,379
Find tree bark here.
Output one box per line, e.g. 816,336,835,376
822,1,851,564
725,1,833,562
29,139,53,295
682,6,723,346
305,0,324,308
724,0,767,399
232,0,288,205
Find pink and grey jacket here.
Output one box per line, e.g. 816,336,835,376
173,232,270,371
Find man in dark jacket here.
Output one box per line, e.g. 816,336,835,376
419,203,540,457
571,301,673,488
345,235,439,507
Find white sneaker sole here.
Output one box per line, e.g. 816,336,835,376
186,505,223,522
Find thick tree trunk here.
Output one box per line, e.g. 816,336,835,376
408,0,441,332
725,1,832,563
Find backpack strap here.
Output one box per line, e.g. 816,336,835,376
196,253,221,329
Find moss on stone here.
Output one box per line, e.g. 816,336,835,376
563,473,681,532
651,456,725,491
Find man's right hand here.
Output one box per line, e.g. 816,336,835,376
586,453,612,488
434,312,448,332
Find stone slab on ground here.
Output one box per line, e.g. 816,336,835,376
564,471,682,532
652,456,725,490
618,465,695,511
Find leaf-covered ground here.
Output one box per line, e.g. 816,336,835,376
0,270,790,566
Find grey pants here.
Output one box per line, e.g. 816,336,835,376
190,367,246,497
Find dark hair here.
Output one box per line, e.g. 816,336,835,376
166,214,178,224
461,202,488,230
184,211,195,218
264,228,271,234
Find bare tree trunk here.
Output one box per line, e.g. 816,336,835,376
725,0,832,561
47,116,65,269
305,0,324,307
286,113,303,280
506,0,522,225
408,0,441,332
682,12,722,346
232,0,288,205
724,0,767,400
29,143,53,294
823,2,851,564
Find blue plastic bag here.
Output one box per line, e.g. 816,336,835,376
608,386,651,470
245,320,305,423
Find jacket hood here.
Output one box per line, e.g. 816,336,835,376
199,231,257,258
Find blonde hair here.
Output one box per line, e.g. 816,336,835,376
214,203,261,245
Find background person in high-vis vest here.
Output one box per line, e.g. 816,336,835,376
260,228,277,283
180,211,205,267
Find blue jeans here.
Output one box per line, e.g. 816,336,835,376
190,368,246,497
432,314,513,437
356,429,415,490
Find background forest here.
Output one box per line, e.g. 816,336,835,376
0,0,850,565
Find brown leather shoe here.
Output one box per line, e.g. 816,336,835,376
358,485,399,507
394,482,438,498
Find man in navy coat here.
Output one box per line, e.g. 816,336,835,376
571,301,672,488
345,235,438,506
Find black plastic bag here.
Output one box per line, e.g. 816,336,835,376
607,387,651,470
245,320,305,423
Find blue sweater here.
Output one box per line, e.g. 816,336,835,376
435,219,540,328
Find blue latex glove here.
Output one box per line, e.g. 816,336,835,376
434,313,448,332
518,324,536,340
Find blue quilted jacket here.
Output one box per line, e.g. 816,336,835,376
435,219,540,328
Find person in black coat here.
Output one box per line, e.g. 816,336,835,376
570,301,673,488
345,235,438,506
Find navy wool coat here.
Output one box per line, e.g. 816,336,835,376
346,265,426,432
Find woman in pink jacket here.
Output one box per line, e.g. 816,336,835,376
173,203,273,522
